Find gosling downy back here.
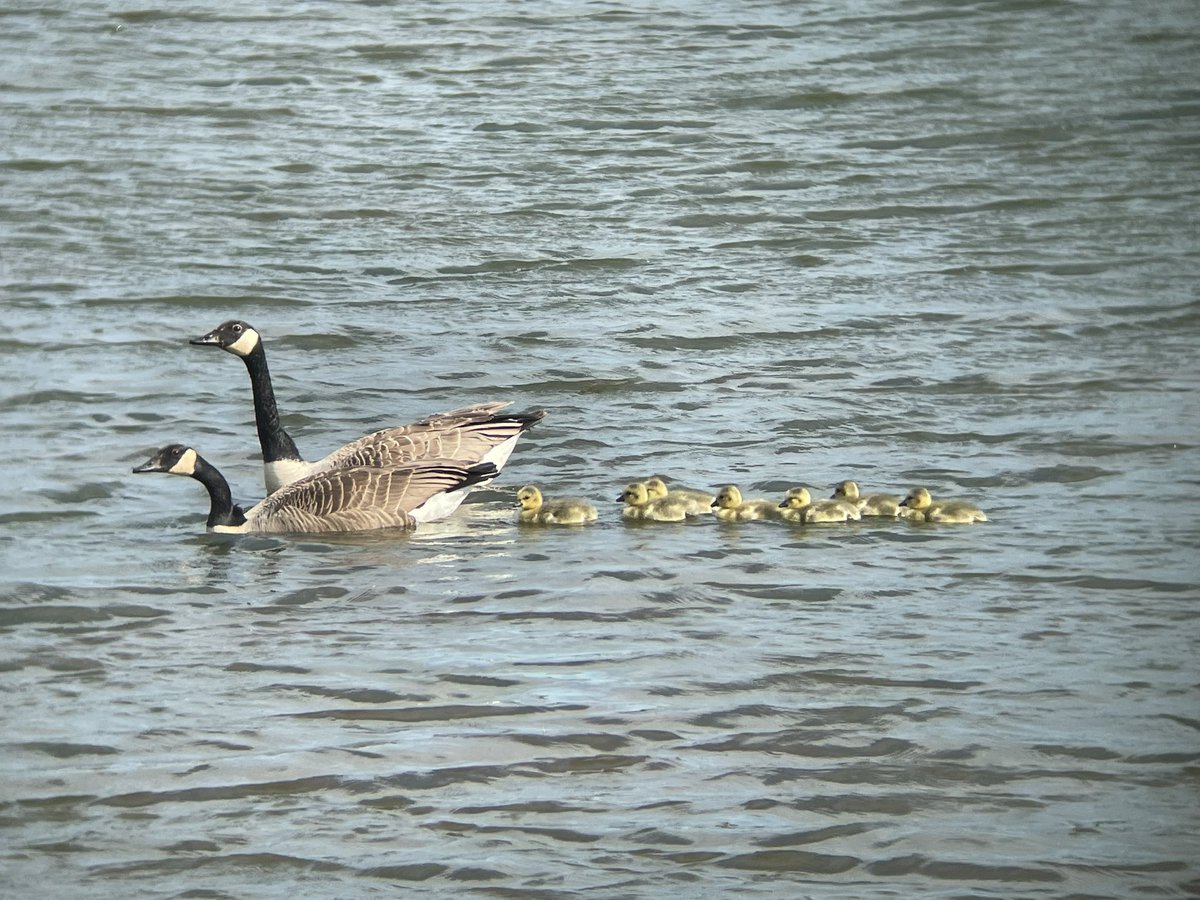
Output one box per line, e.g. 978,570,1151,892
190,320,544,497
133,444,497,534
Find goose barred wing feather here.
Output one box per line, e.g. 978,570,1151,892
415,401,513,424
245,460,496,533
313,403,544,474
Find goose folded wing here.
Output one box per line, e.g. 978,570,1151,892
314,403,541,472
246,461,487,533
413,401,512,425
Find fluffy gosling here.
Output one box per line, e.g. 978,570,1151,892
778,487,861,524
644,477,714,516
899,487,987,524
516,485,598,525
831,480,901,517
618,482,700,522
711,485,780,522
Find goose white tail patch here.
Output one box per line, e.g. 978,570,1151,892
410,486,470,523
168,447,199,476
480,434,520,471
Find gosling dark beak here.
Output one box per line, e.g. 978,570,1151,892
189,330,221,346
615,494,625,502
778,500,788,508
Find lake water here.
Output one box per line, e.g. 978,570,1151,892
1,2,1198,897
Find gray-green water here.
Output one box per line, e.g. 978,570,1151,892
2,2,1198,897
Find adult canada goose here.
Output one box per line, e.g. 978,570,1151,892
190,320,544,496
778,487,862,524
132,444,497,533
899,487,988,524
643,477,714,516
618,482,698,522
515,485,597,525
831,480,901,517
711,485,780,522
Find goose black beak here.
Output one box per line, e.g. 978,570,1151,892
132,458,166,474
189,330,221,346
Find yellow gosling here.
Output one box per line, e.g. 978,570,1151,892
644,477,714,516
516,485,598,525
777,487,813,523
778,487,860,524
831,479,901,517
711,485,780,522
618,482,698,522
899,487,987,524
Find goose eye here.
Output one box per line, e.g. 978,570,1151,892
231,323,243,334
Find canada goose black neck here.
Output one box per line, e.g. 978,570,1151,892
190,454,248,529
134,445,248,531
240,341,302,465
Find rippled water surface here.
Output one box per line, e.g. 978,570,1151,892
2,1,1198,897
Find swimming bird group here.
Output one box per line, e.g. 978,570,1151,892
133,321,987,534
133,321,545,534
516,477,985,527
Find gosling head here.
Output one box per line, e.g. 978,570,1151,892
900,487,932,510
712,485,743,510
516,485,544,512
132,444,199,477
620,482,651,506
779,487,811,509
832,480,860,500
190,320,262,358
644,477,669,501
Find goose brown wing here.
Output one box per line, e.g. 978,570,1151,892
244,459,496,533
313,403,543,472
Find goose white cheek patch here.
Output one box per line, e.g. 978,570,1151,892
168,448,198,476
227,329,260,357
